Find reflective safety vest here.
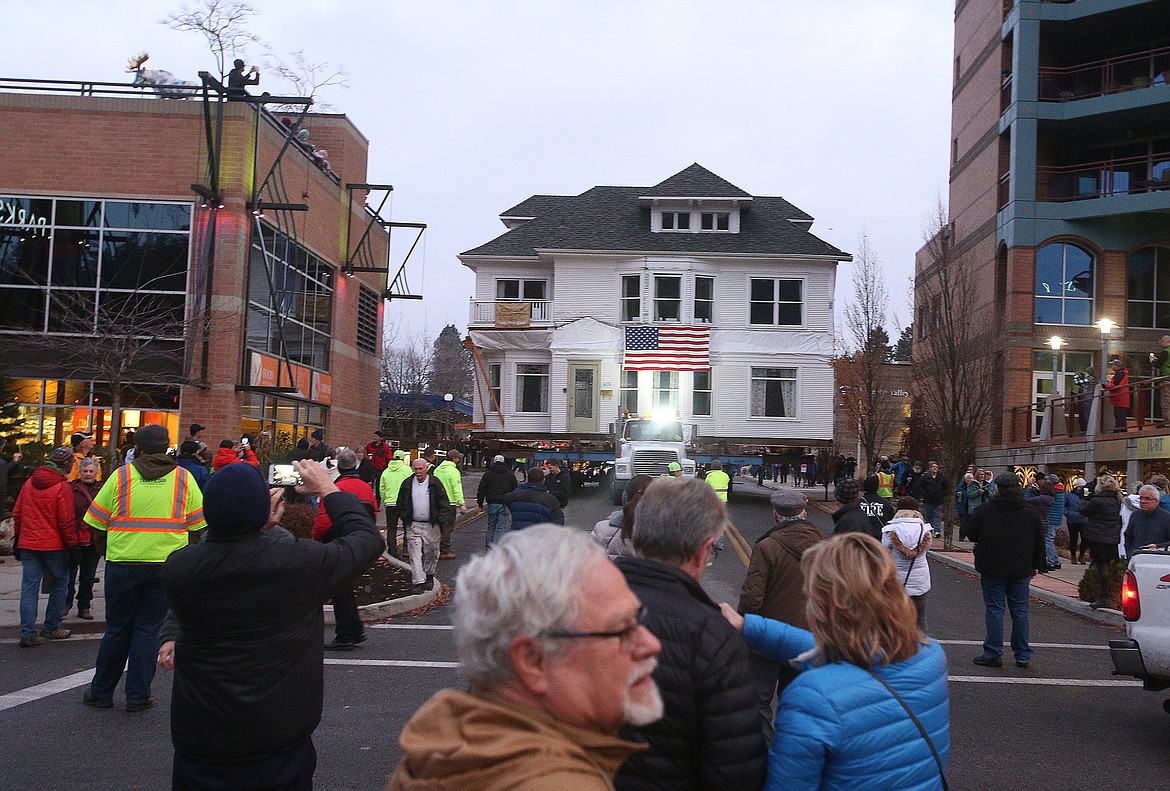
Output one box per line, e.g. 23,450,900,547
84,464,206,563
876,471,895,499
706,469,731,502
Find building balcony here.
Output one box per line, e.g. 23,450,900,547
1034,153,1170,217
468,299,553,328
1039,46,1170,102
1006,374,1169,446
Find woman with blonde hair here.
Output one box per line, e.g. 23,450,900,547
722,532,949,790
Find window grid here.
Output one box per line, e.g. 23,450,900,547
654,275,682,322
694,276,714,323
693,370,712,416
1127,246,1170,329
496,278,547,301
620,369,639,415
516,363,549,413
653,370,679,411
751,367,797,418
487,364,502,411
749,278,803,326
1034,242,1093,326
621,274,641,322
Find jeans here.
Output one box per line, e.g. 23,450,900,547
438,509,455,554
922,504,942,535
1045,521,1060,567
20,550,68,640
980,574,1032,662
66,544,100,611
89,562,168,705
484,503,510,548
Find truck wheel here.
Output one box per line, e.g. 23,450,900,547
612,480,627,506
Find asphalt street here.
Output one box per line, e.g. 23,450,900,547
2,478,1167,790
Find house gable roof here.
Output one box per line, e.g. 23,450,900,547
639,162,754,200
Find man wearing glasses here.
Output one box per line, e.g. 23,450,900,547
1125,484,1170,557
386,525,663,791
613,477,766,791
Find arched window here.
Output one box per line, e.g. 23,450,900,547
1035,242,1093,325
1127,246,1170,329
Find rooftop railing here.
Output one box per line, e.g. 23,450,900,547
1039,45,1170,101
1007,372,1169,445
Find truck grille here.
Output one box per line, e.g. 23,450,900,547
632,450,678,477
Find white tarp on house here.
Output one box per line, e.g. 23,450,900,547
710,329,833,357
468,328,553,352
551,316,621,354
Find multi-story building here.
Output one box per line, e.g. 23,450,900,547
460,164,850,463
0,75,394,459
916,0,1170,486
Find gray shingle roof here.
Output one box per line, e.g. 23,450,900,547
640,162,754,200
462,165,845,259
499,194,570,220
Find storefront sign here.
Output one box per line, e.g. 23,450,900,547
1137,436,1167,460
312,371,333,404
0,198,49,237
1093,439,1128,462
249,350,324,403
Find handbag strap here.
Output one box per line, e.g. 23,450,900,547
864,667,947,790
903,524,926,586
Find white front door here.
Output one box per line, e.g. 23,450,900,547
567,363,599,433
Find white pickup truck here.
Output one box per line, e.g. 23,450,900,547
1110,549,1170,712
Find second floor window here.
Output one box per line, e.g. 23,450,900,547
750,279,803,326
1127,245,1170,329
655,275,681,321
751,367,796,418
622,274,641,322
620,369,639,415
654,371,679,411
693,370,712,416
496,279,546,301
694,276,714,323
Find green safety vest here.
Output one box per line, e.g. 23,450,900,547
706,469,730,502
84,464,206,563
433,460,465,506
876,471,895,499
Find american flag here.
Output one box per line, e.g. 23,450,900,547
624,326,710,371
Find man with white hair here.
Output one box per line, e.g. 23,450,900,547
614,477,765,791
386,525,663,791
1125,484,1170,557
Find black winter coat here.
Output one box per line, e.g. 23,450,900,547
545,468,571,507
397,474,450,526
1081,492,1123,545
161,491,385,762
476,463,517,505
966,495,1045,578
613,556,765,791
832,495,893,539
914,472,948,506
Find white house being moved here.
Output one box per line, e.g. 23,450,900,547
460,164,851,460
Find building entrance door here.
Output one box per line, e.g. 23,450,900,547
567,363,599,433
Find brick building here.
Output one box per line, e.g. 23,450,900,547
0,78,391,460
916,0,1170,487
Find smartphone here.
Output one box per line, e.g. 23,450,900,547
240,437,250,447
268,464,303,487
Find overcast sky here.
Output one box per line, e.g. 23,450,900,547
9,0,954,345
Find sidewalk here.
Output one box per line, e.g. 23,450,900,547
0,466,490,638
793,487,1126,628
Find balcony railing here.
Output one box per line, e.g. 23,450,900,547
1039,45,1170,101
468,299,553,327
1007,373,1169,445
1036,153,1170,202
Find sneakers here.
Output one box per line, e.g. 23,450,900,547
19,635,44,648
83,691,113,708
1016,659,1031,669
78,609,93,620
125,698,154,713
973,655,1003,668
40,627,71,640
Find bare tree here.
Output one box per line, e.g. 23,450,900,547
265,49,349,109
912,200,1000,547
381,332,433,395
839,232,902,477
161,0,264,80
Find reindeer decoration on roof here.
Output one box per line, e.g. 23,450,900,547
126,52,195,98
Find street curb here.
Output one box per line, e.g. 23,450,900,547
927,550,1125,627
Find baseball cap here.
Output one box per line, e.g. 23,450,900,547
493,454,506,464
189,423,206,434
393,449,406,460
667,461,682,472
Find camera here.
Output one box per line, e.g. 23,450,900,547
267,464,303,487
240,437,249,447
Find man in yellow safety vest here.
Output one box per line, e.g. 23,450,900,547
876,467,896,501
82,424,206,712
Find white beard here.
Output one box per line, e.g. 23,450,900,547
622,657,664,727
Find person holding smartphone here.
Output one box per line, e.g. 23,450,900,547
212,438,258,471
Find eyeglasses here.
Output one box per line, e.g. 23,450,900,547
1139,496,1159,502
545,605,649,652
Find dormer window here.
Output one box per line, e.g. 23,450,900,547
700,212,730,231
497,278,546,300
661,211,690,230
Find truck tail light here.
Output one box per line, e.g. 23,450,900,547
1121,569,1141,621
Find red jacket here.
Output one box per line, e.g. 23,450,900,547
365,441,391,473
1106,368,1131,408
212,446,260,471
313,473,377,541
13,466,77,552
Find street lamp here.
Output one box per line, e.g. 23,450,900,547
1097,318,1116,382
1047,335,1065,397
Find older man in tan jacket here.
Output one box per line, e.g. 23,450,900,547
386,525,663,791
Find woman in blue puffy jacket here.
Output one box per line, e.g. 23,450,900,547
721,532,950,791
